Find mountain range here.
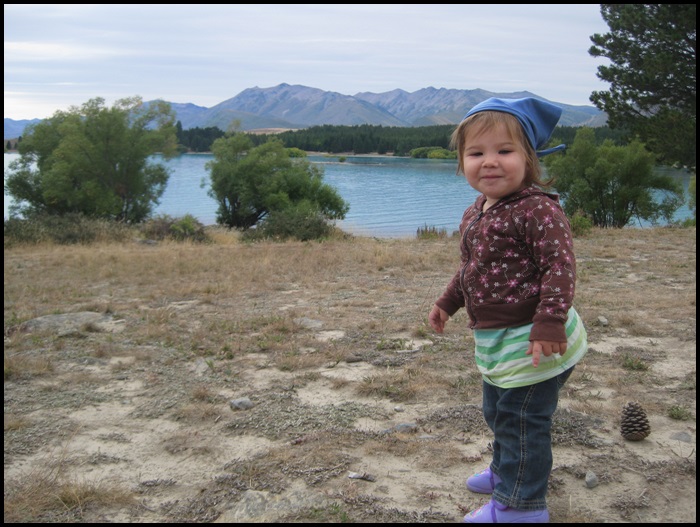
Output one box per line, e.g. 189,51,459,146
4,83,606,139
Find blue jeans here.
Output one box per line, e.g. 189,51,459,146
482,367,574,511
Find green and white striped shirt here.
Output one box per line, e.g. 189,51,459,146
474,307,587,388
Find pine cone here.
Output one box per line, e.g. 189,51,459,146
620,401,651,441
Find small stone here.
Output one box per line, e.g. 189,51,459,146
585,471,599,488
671,431,692,443
293,317,323,329
348,471,376,482
393,423,418,433
230,397,254,410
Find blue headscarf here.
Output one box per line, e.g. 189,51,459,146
463,97,566,157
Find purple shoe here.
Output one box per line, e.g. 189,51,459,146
463,499,549,523
466,467,502,494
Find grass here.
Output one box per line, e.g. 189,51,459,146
3,224,697,523
3,444,135,523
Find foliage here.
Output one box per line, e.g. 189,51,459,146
568,211,594,237
254,124,628,157
176,123,225,152
667,405,693,421
286,147,307,158
589,4,696,169
544,128,684,228
552,126,628,148
5,97,178,223
4,214,134,247
416,224,449,239
240,203,336,242
160,121,626,157
249,123,456,155
207,136,349,230
140,214,210,243
409,146,457,159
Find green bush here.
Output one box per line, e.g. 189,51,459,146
409,146,457,159
667,405,693,421
416,224,449,240
140,214,210,243
170,214,209,242
569,210,594,237
241,206,334,242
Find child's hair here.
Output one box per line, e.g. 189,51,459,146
450,111,554,188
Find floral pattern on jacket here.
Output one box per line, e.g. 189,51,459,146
435,186,576,343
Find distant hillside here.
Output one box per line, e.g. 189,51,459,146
353,87,603,128
4,84,605,138
4,118,42,140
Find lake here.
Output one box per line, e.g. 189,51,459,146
4,152,694,237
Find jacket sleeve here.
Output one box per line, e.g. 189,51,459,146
523,198,576,343
435,269,464,316
434,203,477,316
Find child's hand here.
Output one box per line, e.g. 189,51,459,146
527,340,567,367
428,305,450,334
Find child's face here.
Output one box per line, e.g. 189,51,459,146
462,123,528,209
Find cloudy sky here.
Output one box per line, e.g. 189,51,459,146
4,4,611,120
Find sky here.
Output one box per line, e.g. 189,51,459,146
4,4,612,120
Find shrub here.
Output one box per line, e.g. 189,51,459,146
569,210,594,237
416,224,448,240
241,207,334,242
170,215,209,242
668,405,693,421
409,146,456,159
140,214,210,243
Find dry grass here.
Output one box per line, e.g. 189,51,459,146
4,443,135,523
3,226,697,523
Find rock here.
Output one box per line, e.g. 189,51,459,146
193,358,211,376
670,431,692,443
293,317,323,329
387,423,418,434
214,483,329,523
230,397,254,410
348,471,376,482
585,471,599,488
22,311,126,334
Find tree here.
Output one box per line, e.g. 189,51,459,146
589,4,696,169
207,136,348,230
5,97,177,223
544,128,684,228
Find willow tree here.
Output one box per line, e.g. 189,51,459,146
544,127,683,228
207,136,348,231
5,96,178,223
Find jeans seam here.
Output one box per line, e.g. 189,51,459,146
514,383,536,502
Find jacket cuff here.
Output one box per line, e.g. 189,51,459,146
529,316,567,343
435,296,462,317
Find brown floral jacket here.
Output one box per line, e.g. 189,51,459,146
434,186,576,343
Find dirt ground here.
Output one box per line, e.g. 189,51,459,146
4,227,696,523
